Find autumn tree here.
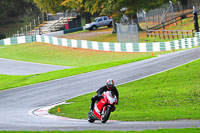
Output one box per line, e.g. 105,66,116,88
33,0,177,32
61,0,92,23
33,0,66,14
83,0,177,32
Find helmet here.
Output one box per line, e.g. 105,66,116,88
106,79,114,90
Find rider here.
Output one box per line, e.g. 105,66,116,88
90,79,119,111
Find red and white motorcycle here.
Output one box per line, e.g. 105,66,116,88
88,91,118,123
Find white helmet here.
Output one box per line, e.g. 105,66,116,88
106,79,114,90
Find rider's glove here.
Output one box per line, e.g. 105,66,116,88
98,94,104,99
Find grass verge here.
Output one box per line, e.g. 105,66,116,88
0,42,174,91
0,128,200,132
0,57,151,91
0,42,169,67
49,59,200,121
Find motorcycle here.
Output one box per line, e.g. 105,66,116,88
88,91,118,123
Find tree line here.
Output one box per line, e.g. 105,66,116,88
33,0,179,32
0,0,192,33
0,0,41,24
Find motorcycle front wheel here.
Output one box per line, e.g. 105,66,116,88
88,118,95,123
101,106,111,123
88,111,95,123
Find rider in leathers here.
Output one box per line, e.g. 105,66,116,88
90,79,119,111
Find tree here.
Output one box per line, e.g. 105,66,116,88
61,0,92,23
83,0,177,32
33,0,177,32
0,0,40,24
33,0,65,14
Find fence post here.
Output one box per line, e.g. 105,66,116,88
158,31,161,39
26,25,28,35
193,6,199,32
163,31,165,39
157,9,159,23
172,31,174,40
154,31,156,37
47,12,48,21
17,31,19,37
176,31,179,39
42,14,44,23
167,30,170,39
38,17,40,26
30,22,32,35
34,19,36,28
169,1,176,25
21,28,23,36
182,31,184,38
144,11,148,31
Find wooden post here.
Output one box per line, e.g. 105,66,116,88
158,30,161,39
176,31,179,39
163,31,165,40
182,31,184,38
167,30,170,39
154,31,156,38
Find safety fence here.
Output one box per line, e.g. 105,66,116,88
0,33,200,52
147,30,195,40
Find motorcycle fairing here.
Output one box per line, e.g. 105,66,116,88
88,111,98,120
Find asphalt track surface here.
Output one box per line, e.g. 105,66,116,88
0,48,200,131
0,58,72,75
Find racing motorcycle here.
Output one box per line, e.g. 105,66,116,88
88,91,118,123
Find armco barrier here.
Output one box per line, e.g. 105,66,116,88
0,33,200,52
0,35,36,46
64,27,83,34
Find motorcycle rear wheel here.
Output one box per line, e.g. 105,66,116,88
101,106,111,123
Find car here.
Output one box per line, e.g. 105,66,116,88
85,16,112,31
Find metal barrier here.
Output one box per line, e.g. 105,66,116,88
117,23,139,43
64,27,83,34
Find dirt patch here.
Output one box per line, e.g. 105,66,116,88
59,28,112,40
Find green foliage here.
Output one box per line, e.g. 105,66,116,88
33,0,66,14
0,0,41,36
0,0,39,24
33,0,178,21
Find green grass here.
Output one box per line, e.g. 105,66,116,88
49,59,200,121
0,128,200,132
0,58,149,91
87,33,117,42
0,42,174,91
0,42,171,67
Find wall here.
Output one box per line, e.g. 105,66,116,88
0,33,200,52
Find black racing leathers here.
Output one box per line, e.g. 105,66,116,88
97,85,119,101
90,85,119,110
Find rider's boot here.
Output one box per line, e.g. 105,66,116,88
89,101,95,111
90,95,98,111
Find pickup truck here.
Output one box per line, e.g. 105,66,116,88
85,16,112,31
